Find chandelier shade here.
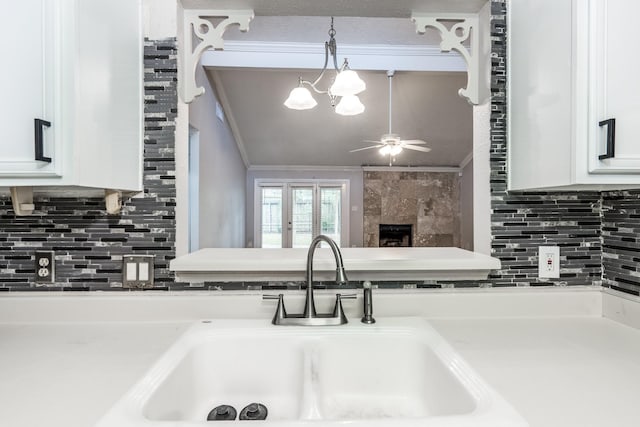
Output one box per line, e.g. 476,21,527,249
284,87,317,110
335,95,365,116
329,69,366,97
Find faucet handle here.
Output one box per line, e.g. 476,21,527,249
262,294,287,325
337,293,357,299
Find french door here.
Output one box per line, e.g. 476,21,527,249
257,181,348,248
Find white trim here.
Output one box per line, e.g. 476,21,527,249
459,151,474,170
253,182,285,249
0,286,604,322
255,179,350,248
250,165,462,173
362,166,461,173
200,41,467,72
603,287,640,330
248,165,364,172
222,41,456,57
208,70,250,168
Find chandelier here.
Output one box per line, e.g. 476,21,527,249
284,17,366,116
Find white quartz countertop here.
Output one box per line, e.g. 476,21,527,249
170,247,501,282
1,288,640,427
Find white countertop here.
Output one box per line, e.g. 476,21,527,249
170,247,501,282
1,288,639,427
431,317,640,427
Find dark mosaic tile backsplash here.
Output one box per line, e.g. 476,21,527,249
602,190,640,296
1,6,640,295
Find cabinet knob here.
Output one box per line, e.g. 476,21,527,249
598,118,616,160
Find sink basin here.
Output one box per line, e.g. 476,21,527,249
96,318,527,427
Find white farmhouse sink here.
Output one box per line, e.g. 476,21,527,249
96,318,527,427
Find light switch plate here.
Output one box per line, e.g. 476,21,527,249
122,255,155,288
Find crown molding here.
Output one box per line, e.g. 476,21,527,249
459,151,474,170
362,166,461,173
248,165,364,172
200,41,467,72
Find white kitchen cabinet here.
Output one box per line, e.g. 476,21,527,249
0,0,143,194
508,0,640,191
0,0,60,178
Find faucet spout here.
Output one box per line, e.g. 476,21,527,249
263,235,354,326
303,235,348,318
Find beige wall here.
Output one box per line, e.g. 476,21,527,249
189,65,247,248
363,171,461,247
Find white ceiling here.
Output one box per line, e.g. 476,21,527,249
181,0,488,17
222,16,444,45
208,68,472,167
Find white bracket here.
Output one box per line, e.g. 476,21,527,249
412,14,486,105
105,189,122,215
178,8,254,103
9,187,35,216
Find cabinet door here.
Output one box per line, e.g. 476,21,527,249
0,0,61,177
508,0,574,190
73,0,143,191
588,0,640,174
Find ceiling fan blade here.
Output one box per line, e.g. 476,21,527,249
363,140,384,144
403,145,432,153
400,139,427,145
350,145,382,153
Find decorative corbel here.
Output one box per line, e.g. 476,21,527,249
179,9,254,103
412,14,486,105
10,187,35,216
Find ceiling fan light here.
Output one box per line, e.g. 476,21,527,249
284,87,317,110
379,145,391,155
335,95,365,116
390,145,403,156
330,70,366,96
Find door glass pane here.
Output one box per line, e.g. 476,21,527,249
261,187,282,248
320,187,342,246
291,187,313,248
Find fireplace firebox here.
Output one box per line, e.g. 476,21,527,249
379,224,413,247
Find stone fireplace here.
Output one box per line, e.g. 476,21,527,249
364,171,461,247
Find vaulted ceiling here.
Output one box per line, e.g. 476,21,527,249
209,68,472,167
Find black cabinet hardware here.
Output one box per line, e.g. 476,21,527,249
34,118,52,163
598,118,616,160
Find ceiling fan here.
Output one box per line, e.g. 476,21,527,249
350,70,431,165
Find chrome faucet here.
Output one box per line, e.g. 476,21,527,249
264,235,355,326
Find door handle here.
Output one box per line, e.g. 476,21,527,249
34,118,52,163
598,118,616,160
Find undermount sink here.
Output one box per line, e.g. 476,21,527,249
96,318,527,427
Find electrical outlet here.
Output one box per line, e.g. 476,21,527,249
35,251,55,283
538,246,560,279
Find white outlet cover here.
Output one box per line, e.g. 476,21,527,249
538,246,560,279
